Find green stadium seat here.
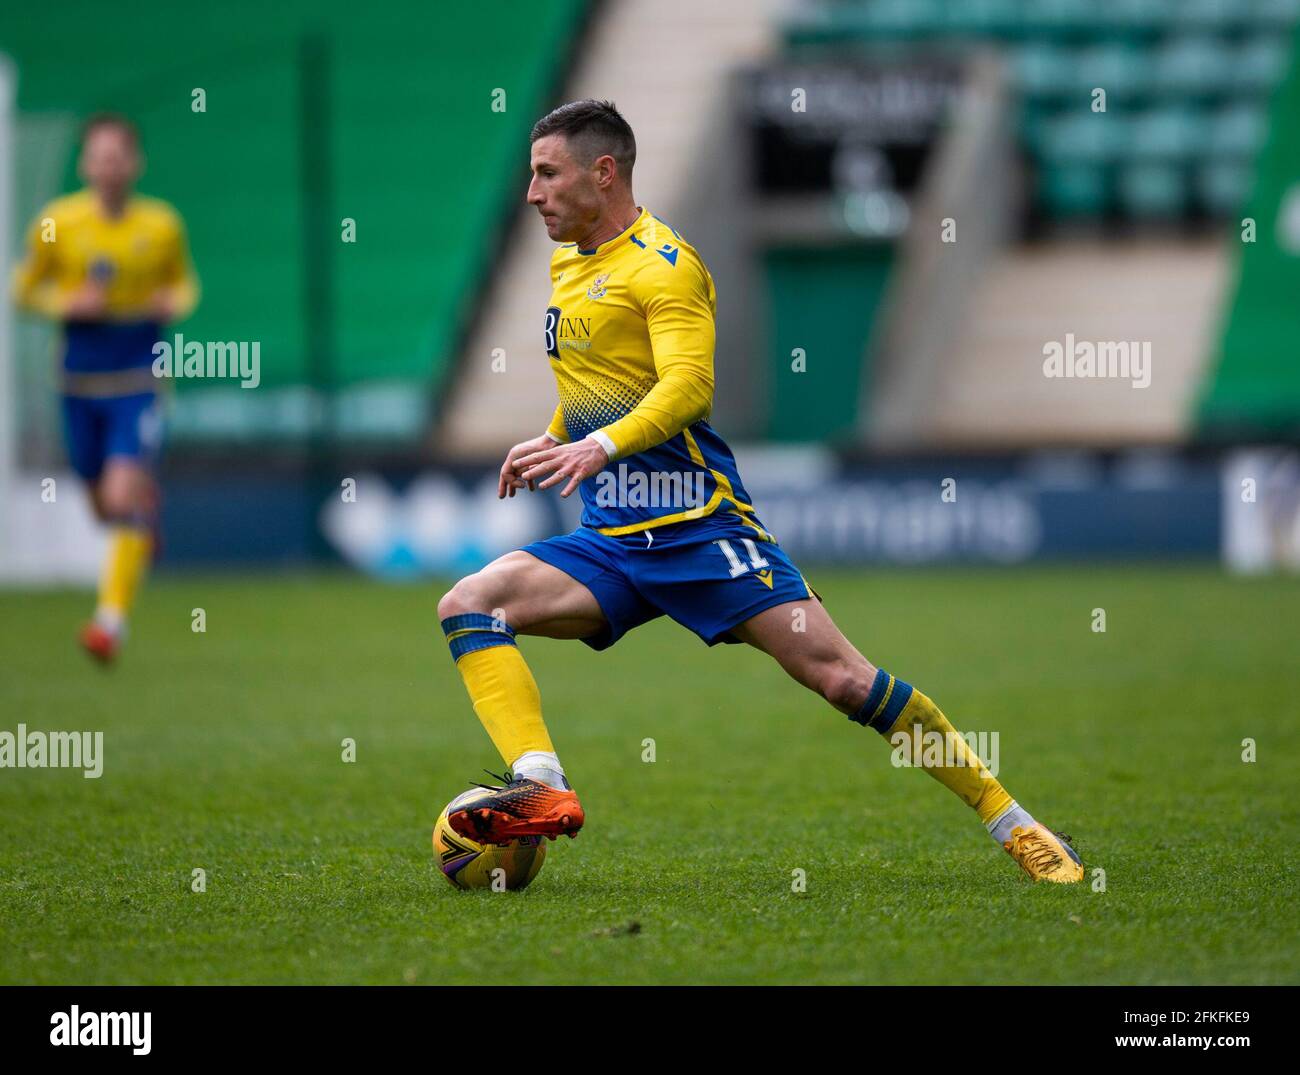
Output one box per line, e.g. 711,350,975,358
1117,161,1187,216
1106,0,1179,33
1252,0,1300,28
1178,0,1238,32
1014,42,1078,96
1070,42,1149,100
1195,160,1254,214
1208,104,1268,157
1039,161,1111,215
1232,36,1291,92
1042,112,1131,161
1129,108,1205,159
1152,37,1234,95
945,0,1022,36
1021,0,1096,30
857,0,946,38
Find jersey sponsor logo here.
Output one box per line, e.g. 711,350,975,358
544,306,593,356
544,306,560,358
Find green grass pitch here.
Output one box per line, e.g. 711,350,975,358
1,566,1296,984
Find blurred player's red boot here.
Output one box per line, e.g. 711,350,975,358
78,620,120,665
448,770,584,845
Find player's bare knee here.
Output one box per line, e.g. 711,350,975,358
438,571,512,622
437,577,479,620
98,484,135,522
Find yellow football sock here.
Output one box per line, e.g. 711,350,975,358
853,670,1013,825
442,614,554,765
97,526,152,626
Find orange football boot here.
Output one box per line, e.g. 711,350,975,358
448,770,585,845
78,621,119,665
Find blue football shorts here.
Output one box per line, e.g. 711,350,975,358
61,391,163,481
521,510,817,650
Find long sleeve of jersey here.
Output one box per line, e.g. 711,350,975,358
162,215,200,321
11,216,66,318
594,259,715,459
546,403,569,443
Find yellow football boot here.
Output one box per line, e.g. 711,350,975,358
1003,822,1084,883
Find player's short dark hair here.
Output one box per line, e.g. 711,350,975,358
530,99,635,179
80,112,141,150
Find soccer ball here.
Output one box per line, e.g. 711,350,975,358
432,787,547,890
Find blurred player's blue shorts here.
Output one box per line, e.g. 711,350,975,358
61,391,163,481
522,510,816,650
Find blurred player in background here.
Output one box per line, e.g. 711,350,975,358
437,100,1083,884
11,113,198,663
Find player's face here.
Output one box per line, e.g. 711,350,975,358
80,127,141,200
527,134,601,242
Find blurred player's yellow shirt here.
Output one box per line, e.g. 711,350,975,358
12,189,198,374
543,206,757,535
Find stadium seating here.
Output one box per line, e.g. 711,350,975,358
1197,37,1300,439
782,0,1298,221
0,0,588,441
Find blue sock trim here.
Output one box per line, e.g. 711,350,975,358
850,669,891,727
448,631,516,660
440,613,514,638
850,668,915,735
104,512,153,530
440,613,517,662
876,677,914,733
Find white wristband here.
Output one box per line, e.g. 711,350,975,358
587,429,617,459
544,430,564,444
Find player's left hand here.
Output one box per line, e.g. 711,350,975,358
148,289,177,323
515,437,610,498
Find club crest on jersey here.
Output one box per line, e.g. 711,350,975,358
587,272,612,300
88,257,117,283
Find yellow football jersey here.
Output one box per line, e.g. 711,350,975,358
542,206,756,535
12,189,198,374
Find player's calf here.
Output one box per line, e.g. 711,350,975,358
81,463,156,661
735,599,1083,884
853,668,1083,883
438,552,608,834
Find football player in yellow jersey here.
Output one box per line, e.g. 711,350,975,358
12,114,198,663
438,101,1082,883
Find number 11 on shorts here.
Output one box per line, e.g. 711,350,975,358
714,538,770,579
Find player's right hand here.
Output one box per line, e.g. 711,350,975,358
63,283,108,321
498,433,559,498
